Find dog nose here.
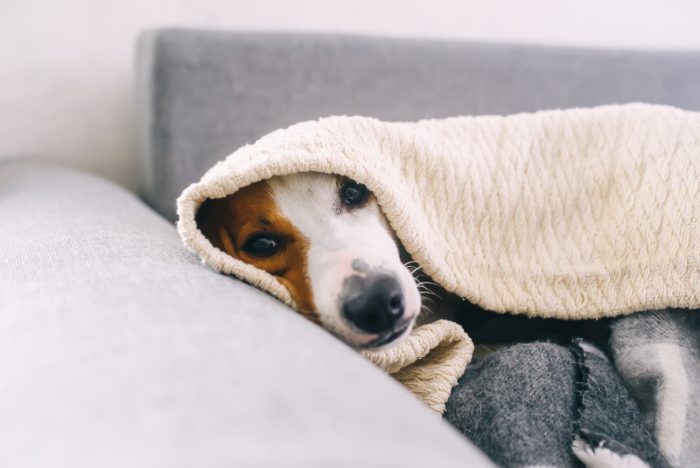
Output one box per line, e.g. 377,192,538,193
342,274,405,333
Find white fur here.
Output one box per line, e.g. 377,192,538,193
267,173,421,348
572,437,649,468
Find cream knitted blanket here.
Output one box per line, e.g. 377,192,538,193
177,103,700,412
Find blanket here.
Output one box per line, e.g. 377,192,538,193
610,309,700,467
177,103,700,412
444,309,700,467
362,320,473,414
444,339,670,468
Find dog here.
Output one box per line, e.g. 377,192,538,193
196,172,423,349
195,171,612,354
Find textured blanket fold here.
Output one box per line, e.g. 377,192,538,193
362,320,474,414
178,103,700,319
177,103,700,410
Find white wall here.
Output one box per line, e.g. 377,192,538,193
2,0,700,191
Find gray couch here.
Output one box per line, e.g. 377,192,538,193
2,29,700,467
137,30,700,221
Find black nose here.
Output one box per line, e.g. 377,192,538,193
342,274,405,333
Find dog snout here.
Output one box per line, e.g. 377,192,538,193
341,273,405,333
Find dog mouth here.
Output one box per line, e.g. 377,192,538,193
362,321,412,349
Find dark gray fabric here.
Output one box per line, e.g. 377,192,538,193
444,341,664,467
571,340,668,467
445,343,579,467
610,309,700,467
0,160,494,468
136,29,700,221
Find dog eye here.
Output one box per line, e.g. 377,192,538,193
340,180,370,208
243,235,280,257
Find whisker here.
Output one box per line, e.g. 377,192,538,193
416,280,438,288
418,291,439,301
415,279,435,286
417,284,439,293
403,261,425,275
419,294,436,305
416,284,439,294
419,290,435,299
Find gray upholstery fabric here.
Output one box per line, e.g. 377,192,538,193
136,29,700,220
0,160,493,468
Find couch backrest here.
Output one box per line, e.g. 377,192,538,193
137,29,700,220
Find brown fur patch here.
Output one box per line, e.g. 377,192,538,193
196,181,318,322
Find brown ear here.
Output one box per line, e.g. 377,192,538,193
195,198,237,257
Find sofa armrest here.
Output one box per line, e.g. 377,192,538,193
0,160,492,467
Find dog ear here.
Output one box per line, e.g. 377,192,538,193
195,198,238,258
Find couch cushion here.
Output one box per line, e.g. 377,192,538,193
0,160,493,468
136,29,700,220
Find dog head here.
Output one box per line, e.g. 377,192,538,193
196,172,421,349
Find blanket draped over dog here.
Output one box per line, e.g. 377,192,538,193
177,103,700,412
